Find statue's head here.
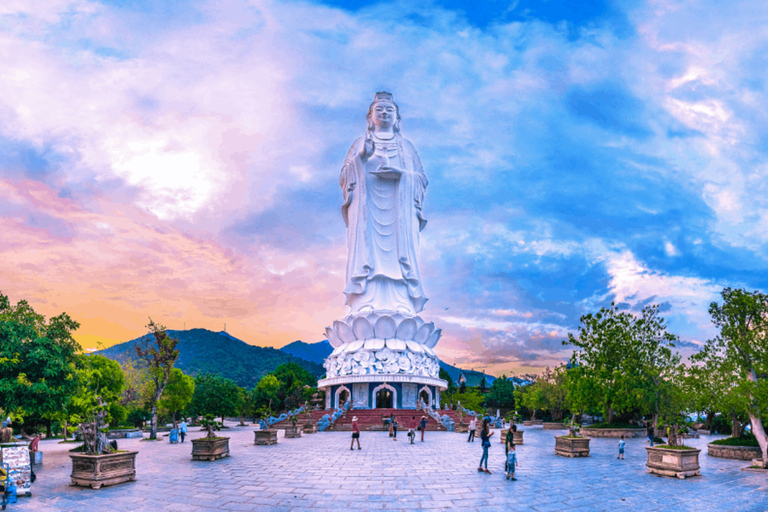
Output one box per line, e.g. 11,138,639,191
367,91,401,132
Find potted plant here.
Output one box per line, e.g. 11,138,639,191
302,402,317,434
646,425,700,478
555,423,590,457
191,415,230,461
285,413,303,439
254,407,278,445
454,409,468,433
70,397,137,489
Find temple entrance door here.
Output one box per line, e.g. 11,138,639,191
419,390,430,407
376,389,393,409
339,389,349,407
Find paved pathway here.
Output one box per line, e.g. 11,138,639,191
17,422,768,512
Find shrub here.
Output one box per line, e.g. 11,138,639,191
710,433,759,447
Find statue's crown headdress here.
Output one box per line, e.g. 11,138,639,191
374,91,395,103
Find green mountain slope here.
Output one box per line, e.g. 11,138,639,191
97,328,325,389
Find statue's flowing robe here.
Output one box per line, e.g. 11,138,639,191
340,133,428,314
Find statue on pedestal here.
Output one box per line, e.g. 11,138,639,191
340,91,428,316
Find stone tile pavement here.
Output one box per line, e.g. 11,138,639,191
16,422,768,512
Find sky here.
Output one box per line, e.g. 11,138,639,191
2,0,768,376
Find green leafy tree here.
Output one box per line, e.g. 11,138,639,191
632,305,682,431
515,382,546,420
563,303,641,424
159,368,195,427
0,292,80,437
563,365,599,427
451,389,485,413
485,375,517,410
135,320,180,440
538,366,569,421
252,374,281,414
686,345,748,436
705,288,768,466
69,354,126,428
188,373,242,422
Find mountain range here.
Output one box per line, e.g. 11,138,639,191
97,328,325,389
98,328,499,389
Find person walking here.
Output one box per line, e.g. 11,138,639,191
420,416,428,442
351,416,361,450
468,416,476,442
504,424,516,471
477,418,494,474
408,416,417,444
179,419,188,443
618,435,625,460
646,422,654,446
506,443,518,481
392,416,398,441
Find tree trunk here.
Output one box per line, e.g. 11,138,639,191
46,419,52,438
63,419,68,440
731,411,742,438
531,410,536,421
706,411,715,435
239,415,245,426
652,413,659,433
747,368,768,468
607,407,614,425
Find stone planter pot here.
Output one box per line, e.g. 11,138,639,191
454,423,469,434
254,429,278,445
580,427,646,438
523,420,543,426
555,436,590,457
70,450,138,489
107,429,142,439
191,437,230,461
543,422,567,430
500,430,525,445
303,424,317,434
646,446,701,479
707,443,761,461
285,425,303,438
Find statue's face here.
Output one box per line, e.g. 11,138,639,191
372,101,396,129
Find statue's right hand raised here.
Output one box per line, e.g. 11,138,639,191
360,133,375,161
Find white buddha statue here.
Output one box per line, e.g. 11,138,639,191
340,92,428,316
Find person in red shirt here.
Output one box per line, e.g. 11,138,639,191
351,416,361,450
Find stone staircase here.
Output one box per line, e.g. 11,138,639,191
271,408,463,432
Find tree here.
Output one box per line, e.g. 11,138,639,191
0,292,80,436
135,320,180,440
159,368,195,427
563,303,641,424
440,368,456,397
252,374,281,415
485,375,517,410
515,382,546,420
706,288,768,467
563,365,599,426
538,366,568,421
68,354,126,431
686,344,748,435
188,373,242,422
632,305,681,431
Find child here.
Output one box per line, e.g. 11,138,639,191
506,443,518,481
618,435,625,460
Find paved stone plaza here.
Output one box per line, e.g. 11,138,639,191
18,422,768,512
